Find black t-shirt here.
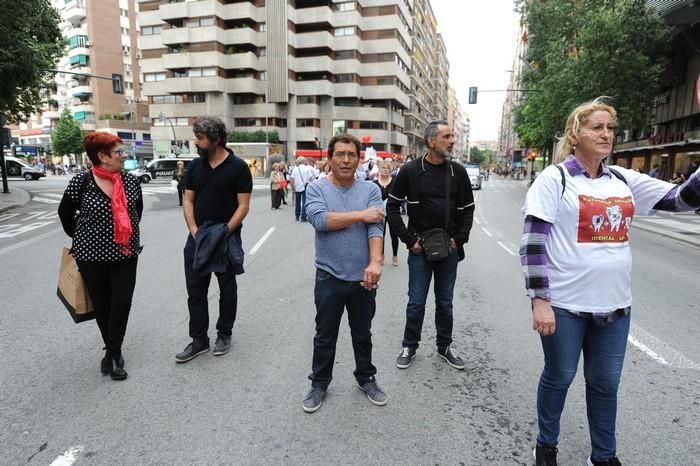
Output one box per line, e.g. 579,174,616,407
184,149,253,230
392,159,458,234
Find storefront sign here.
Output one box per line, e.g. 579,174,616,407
647,132,684,146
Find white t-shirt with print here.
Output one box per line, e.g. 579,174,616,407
522,164,673,313
290,164,315,192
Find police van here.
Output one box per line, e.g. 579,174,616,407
144,156,196,182
0,156,46,180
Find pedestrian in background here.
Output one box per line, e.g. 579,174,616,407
270,162,284,210
58,132,143,381
387,119,475,371
521,98,700,466
281,162,289,205
373,159,400,266
173,160,186,206
175,117,253,363
290,157,315,222
302,133,387,413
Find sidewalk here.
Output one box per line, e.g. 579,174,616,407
0,187,31,214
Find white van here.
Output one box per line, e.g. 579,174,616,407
1,156,46,180
465,166,481,190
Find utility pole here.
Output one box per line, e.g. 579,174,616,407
0,114,10,194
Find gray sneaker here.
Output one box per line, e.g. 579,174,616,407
302,386,326,413
175,341,210,363
437,345,465,370
359,380,387,406
213,335,231,356
396,347,416,369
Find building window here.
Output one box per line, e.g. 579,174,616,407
335,50,355,60
297,119,318,128
377,77,395,85
120,27,129,35
144,72,166,82
259,22,267,32
143,133,151,141
234,95,256,104
359,121,386,130
69,54,88,66
335,74,354,83
260,71,267,81
297,96,317,104
191,93,206,103
259,47,266,57
335,1,356,11
185,16,215,28
334,26,355,37
142,25,163,35
235,118,259,127
188,68,217,77
334,98,355,107
174,118,189,126
68,35,89,49
152,95,184,104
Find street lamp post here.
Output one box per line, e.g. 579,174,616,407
158,112,178,156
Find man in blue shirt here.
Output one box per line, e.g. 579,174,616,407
302,133,387,413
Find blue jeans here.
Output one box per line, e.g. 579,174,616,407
402,248,458,350
310,269,377,389
537,307,631,461
295,190,306,220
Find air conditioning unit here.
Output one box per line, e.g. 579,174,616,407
136,53,142,59
85,41,93,46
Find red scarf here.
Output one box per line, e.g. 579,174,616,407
92,166,132,255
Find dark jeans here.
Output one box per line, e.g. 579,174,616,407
402,248,458,350
177,188,184,206
295,190,307,220
383,219,399,257
183,236,238,345
271,188,283,209
77,257,138,358
537,307,630,461
310,269,377,389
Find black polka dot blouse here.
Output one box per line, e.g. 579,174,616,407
58,171,144,262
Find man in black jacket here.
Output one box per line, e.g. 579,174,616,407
386,119,475,371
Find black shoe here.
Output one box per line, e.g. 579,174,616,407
534,445,558,466
302,386,326,413
437,345,466,370
587,457,621,466
175,341,210,363
108,355,127,381
100,355,110,375
300,217,308,223
213,335,231,356
396,347,416,369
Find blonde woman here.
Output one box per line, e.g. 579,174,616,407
270,162,284,209
521,98,700,466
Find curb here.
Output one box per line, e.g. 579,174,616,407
632,222,700,249
0,187,31,214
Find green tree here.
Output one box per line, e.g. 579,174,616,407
468,146,493,168
0,0,64,122
228,130,280,144
52,109,83,157
514,0,670,162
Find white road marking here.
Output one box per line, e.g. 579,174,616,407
0,227,63,256
474,217,480,225
41,193,64,199
0,213,20,222
0,221,55,238
481,227,493,237
628,323,700,370
248,227,275,256
33,197,60,204
497,241,516,256
50,446,84,466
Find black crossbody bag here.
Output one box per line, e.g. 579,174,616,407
420,161,452,262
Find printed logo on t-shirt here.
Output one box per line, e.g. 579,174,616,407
577,195,635,243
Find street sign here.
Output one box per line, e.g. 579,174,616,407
15,145,38,155
468,87,478,105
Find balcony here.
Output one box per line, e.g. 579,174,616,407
64,1,86,24
294,127,321,142
292,79,333,96
333,82,360,97
294,104,321,119
220,1,261,21
162,76,223,93
71,85,92,97
223,28,262,46
224,77,263,94
67,46,89,58
292,31,333,49
149,103,206,119
348,128,388,144
292,5,334,25
292,56,333,74
73,102,95,114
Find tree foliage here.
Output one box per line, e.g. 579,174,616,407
52,110,83,156
0,0,64,122
228,130,280,144
514,0,670,160
469,146,493,169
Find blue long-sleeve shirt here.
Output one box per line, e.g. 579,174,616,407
305,179,384,281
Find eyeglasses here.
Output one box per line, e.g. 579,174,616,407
332,151,359,160
111,148,126,156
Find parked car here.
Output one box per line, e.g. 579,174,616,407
465,165,481,190
145,156,195,181
129,167,152,184
1,156,46,180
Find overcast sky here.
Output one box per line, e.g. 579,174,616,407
430,1,520,142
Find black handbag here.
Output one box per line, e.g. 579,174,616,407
420,160,452,262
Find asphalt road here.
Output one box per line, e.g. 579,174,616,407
0,176,698,465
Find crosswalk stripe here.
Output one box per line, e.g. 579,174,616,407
33,197,60,204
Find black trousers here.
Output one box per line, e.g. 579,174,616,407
183,236,238,345
77,258,138,357
177,188,184,205
271,188,283,209
383,219,399,257
309,268,377,389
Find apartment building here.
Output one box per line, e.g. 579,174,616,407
447,85,469,160
138,0,412,165
404,0,449,156
17,0,152,164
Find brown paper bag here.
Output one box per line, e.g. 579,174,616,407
57,247,95,323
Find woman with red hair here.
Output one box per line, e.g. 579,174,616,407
58,132,143,381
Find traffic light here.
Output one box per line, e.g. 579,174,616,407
112,74,123,94
468,86,478,105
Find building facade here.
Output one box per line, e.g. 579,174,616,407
612,1,700,180
16,0,152,165
403,0,449,157
447,85,469,161
138,0,414,167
